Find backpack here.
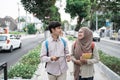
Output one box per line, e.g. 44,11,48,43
45,38,66,67
74,41,95,52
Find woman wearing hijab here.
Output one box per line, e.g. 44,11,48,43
71,27,99,80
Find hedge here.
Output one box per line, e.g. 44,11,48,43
8,44,41,79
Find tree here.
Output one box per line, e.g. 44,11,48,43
96,0,120,30
21,0,60,30
65,0,89,31
19,18,26,22
27,23,37,34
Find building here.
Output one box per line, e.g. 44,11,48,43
0,16,17,31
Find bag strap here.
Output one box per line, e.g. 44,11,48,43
61,38,66,49
91,42,95,49
91,42,95,52
45,38,66,54
45,39,49,56
45,40,48,68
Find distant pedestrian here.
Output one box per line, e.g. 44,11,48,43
71,27,99,80
40,21,70,80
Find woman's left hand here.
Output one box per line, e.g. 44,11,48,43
80,57,87,64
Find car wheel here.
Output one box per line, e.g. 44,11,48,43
9,46,13,52
19,43,22,48
98,39,100,42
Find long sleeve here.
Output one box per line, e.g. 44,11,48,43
71,42,77,61
40,37,69,76
40,41,51,63
87,44,100,64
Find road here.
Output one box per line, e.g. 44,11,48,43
96,39,120,58
0,34,44,69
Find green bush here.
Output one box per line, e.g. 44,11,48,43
8,44,41,79
99,50,120,76
66,35,76,41
27,23,37,34
9,31,26,35
8,63,36,79
20,49,40,66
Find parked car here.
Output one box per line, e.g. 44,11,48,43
118,29,120,41
0,34,22,52
66,30,75,36
110,30,117,40
93,32,100,42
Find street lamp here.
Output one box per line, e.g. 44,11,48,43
95,0,101,31
44,16,50,39
96,11,102,31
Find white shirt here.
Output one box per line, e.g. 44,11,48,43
40,36,69,76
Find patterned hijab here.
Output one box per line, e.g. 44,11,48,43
73,27,93,80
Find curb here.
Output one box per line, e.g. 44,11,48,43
101,38,120,44
97,62,120,80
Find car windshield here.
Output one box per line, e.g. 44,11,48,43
0,36,7,41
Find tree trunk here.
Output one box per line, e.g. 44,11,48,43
75,16,83,31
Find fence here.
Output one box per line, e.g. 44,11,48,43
0,62,7,80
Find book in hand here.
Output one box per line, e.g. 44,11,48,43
82,53,92,59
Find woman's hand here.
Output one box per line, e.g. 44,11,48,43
80,56,87,64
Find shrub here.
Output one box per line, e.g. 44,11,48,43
66,35,76,41
8,44,41,79
20,49,40,66
8,63,36,79
27,23,37,34
99,50,120,76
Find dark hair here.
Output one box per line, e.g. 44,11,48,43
48,21,61,33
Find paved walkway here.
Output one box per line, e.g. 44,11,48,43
31,62,110,80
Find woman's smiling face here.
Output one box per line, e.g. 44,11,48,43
78,29,84,40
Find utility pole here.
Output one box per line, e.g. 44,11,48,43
17,2,20,31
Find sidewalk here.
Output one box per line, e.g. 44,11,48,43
31,40,110,80
101,37,120,44
31,62,110,80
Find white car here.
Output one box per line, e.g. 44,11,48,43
93,32,100,42
0,34,22,52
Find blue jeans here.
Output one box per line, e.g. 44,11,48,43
79,76,93,80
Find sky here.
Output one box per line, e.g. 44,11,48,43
0,0,77,25
0,0,30,19
56,0,77,25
